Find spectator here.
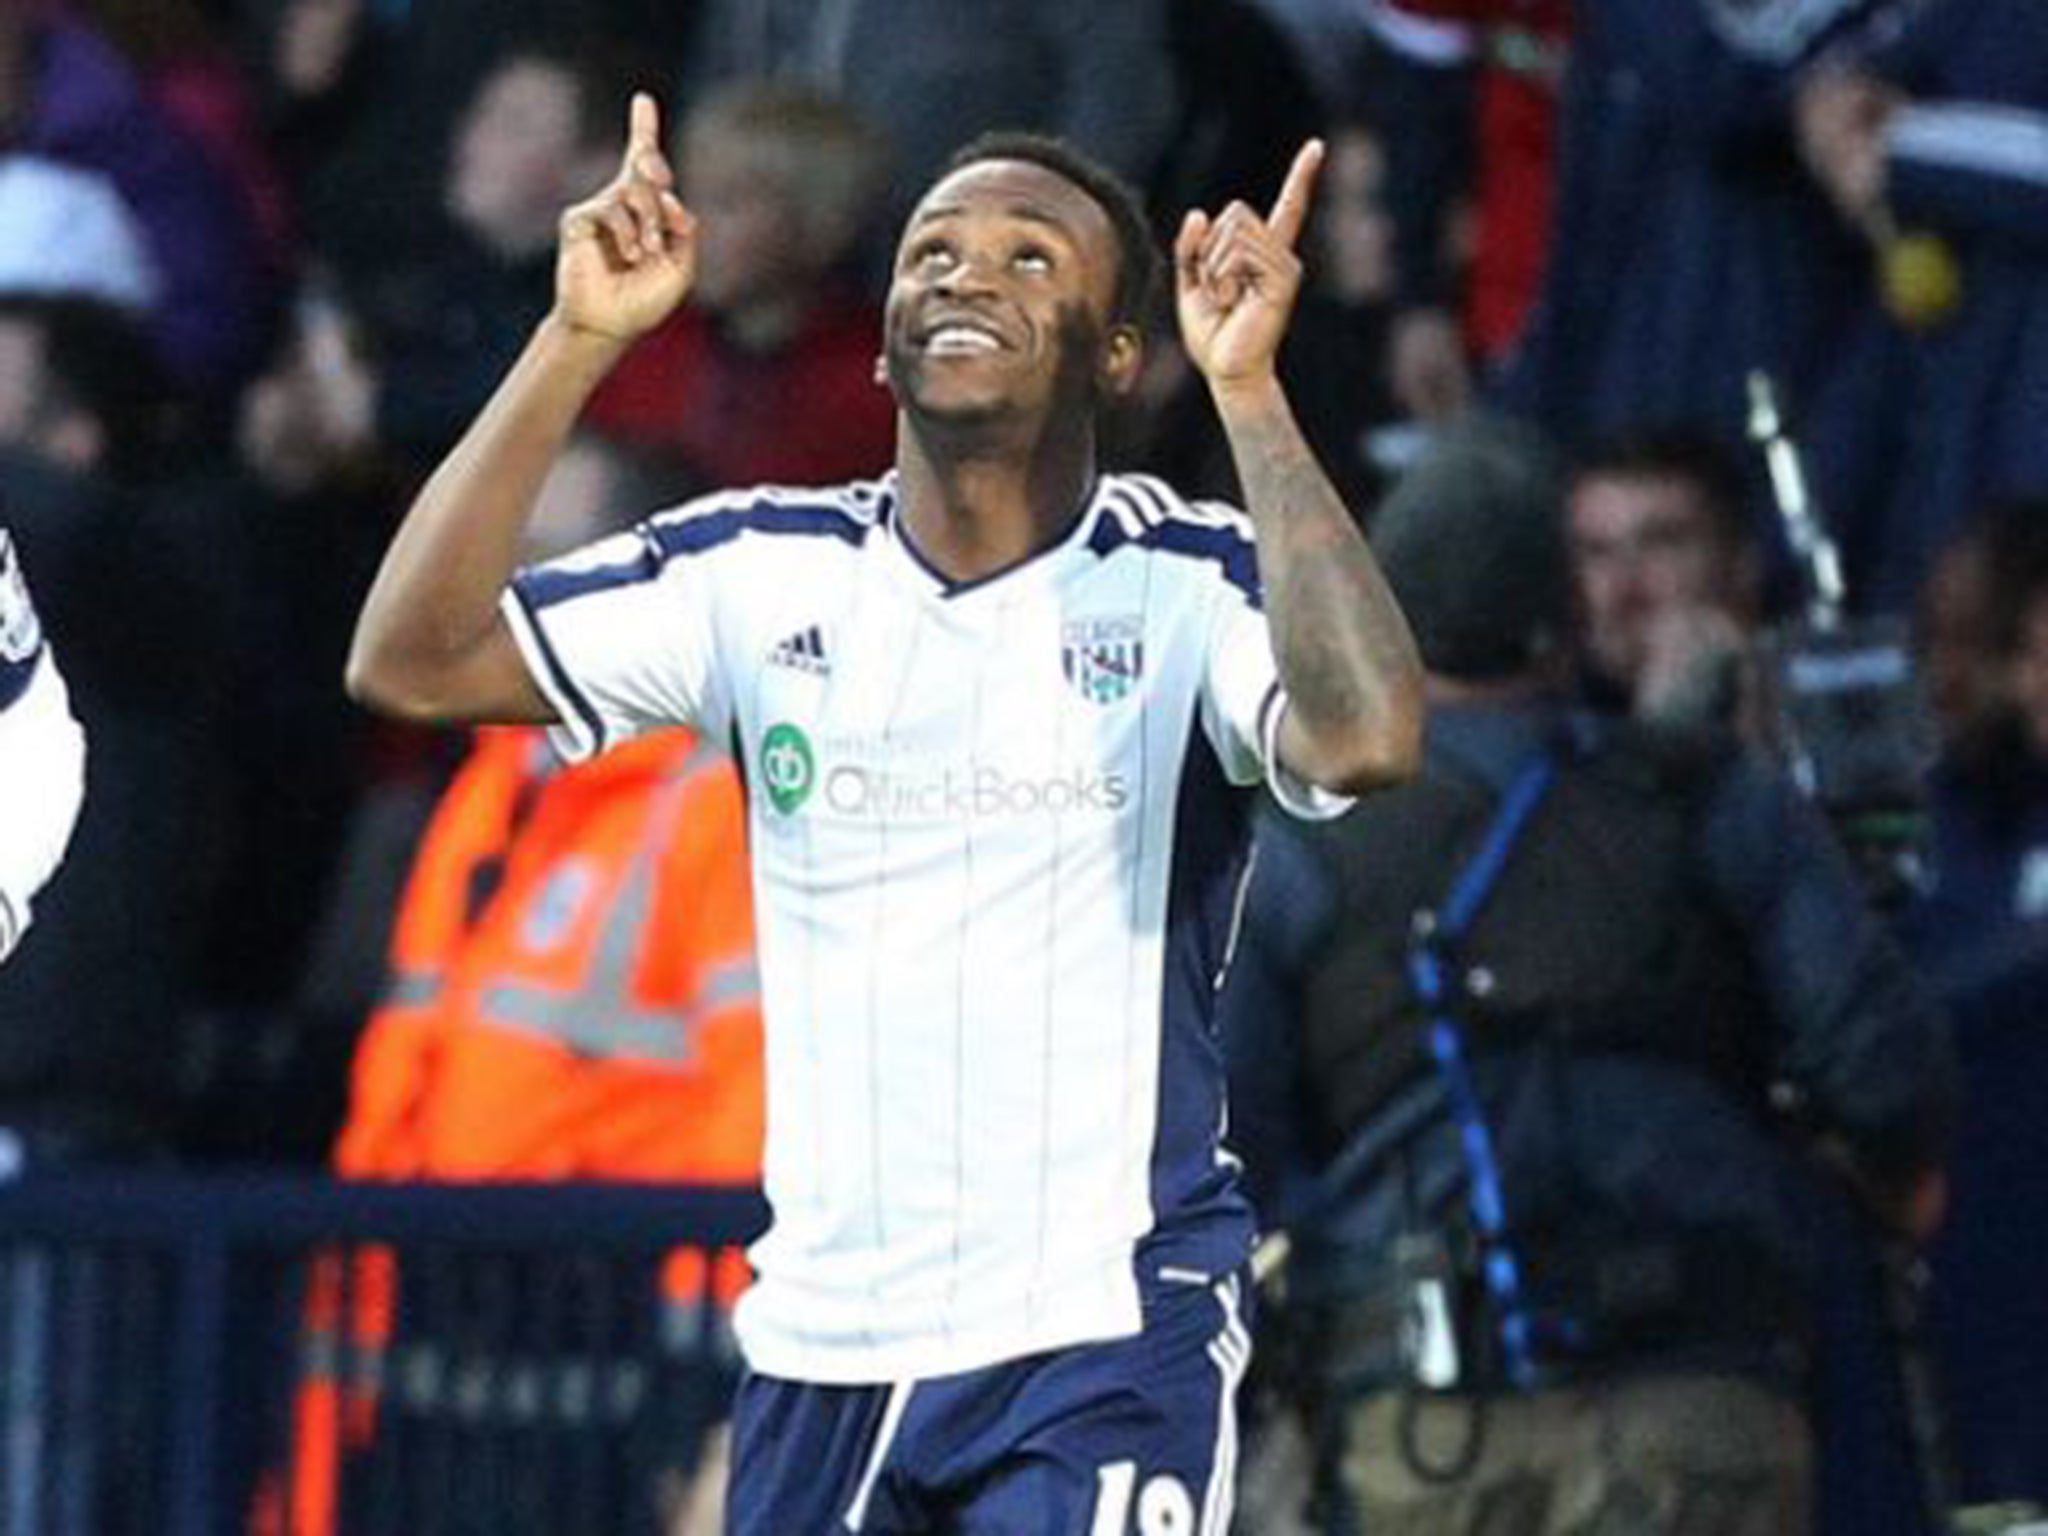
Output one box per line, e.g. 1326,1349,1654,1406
1152,0,1328,231
1796,0,2048,613
1491,0,1876,453
74,0,298,276
164,281,410,1114
299,35,637,472
234,277,379,501
1897,497,2048,1507
271,432,763,1536
1566,413,1960,1536
279,725,761,1536
235,0,688,283
1904,499,2048,1041
1225,415,1955,1534
583,80,895,490
1565,425,1768,730
1115,0,1336,502
332,725,760,1205
0,1,271,396
678,0,1181,246
1124,118,1401,509
1357,0,1572,421
1914,519,2001,754
1392,0,1567,359
183,435,695,1165
1281,122,1412,508
237,0,403,269
0,292,179,479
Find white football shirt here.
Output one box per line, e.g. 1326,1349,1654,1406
0,531,87,964
504,471,1343,1382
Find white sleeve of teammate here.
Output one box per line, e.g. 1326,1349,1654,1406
1203,589,1353,822
499,511,733,764
0,543,87,961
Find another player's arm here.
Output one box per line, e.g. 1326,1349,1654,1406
1175,141,1424,795
346,93,696,723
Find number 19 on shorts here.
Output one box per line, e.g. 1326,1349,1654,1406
1092,1462,1195,1535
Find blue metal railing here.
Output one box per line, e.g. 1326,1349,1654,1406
0,1173,769,1536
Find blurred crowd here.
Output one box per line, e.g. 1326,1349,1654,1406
0,0,2045,1524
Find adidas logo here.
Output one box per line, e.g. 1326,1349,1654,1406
767,624,830,676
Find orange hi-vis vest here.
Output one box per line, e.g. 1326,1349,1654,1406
264,726,762,1536
337,723,763,1184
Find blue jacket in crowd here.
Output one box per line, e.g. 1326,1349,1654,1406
1494,0,1874,454
1810,0,2048,613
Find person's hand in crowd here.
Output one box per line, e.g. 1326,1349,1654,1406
1795,68,1902,240
552,93,697,349
237,286,376,496
1175,140,1323,395
1388,305,1472,424
1632,603,1752,729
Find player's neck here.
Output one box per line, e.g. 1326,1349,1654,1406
893,422,1098,584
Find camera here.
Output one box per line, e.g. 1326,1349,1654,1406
1747,374,1936,906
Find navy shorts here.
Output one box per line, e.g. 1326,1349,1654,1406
728,1269,1252,1534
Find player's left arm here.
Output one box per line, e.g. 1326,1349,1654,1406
1175,142,1425,795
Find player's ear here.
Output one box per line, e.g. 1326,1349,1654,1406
1100,324,1143,397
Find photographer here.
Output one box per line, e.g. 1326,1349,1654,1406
1566,426,1768,734
1225,417,1954,1534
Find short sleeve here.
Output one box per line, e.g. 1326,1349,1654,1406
1203,586,1353,822
502,514,734,764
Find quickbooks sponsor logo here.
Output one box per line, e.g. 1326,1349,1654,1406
761,726,1127,821
823,763,1129,819
760,723,815,815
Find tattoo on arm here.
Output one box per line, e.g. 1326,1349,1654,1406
1226,398,1421,781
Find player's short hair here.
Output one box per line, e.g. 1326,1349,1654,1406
939,133,1162,332
1571,425,1755,551
683,81,890,268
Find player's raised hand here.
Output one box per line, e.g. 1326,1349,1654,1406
1174,139,1323,394
553,92,697,346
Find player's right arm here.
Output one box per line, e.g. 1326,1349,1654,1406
345,92,697,724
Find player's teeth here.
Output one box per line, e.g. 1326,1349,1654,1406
928,327,999,354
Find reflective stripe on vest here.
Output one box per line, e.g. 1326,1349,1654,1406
478,957,761,1063
381,967,443,1011
474,740,754,1063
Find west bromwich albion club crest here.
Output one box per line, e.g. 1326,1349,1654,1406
1062,616,1144,705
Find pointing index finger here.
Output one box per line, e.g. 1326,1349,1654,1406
1266,139,1324,250
624,91,662,177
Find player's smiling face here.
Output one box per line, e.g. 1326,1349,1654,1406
883,159,1131,427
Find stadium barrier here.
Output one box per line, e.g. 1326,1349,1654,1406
0,1173,767,1536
